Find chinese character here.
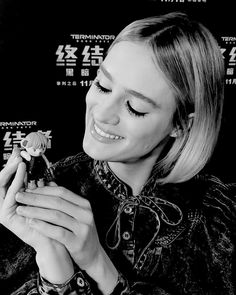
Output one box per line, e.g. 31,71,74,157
66,68,74,76
37,130,52,148
56,45,77,66
81,69,90,77
3,131,26,151
229,46,236,66
82,45,104,67
226,68,234,75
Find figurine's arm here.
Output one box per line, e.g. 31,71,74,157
20,150,31,162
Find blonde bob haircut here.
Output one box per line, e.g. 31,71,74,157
107,12,225,184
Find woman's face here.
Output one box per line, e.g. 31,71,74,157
83,41,176,163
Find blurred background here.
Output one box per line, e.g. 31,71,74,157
0,0,235,182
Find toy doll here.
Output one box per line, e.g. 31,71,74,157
20,131,51,189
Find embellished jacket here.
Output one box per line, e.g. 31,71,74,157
11,152,236,295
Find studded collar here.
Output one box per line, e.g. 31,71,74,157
94,160,164,201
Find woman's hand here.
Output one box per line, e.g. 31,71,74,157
0,148,74,284
16,185,118,294
0,148,58,250
15,185,101,269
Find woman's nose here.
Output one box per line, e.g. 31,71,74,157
94,99,120,125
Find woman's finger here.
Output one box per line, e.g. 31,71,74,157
0,147,22,187
4,162,26,206
26,218,76,246
15,192,93,225
16,205,79,233
25,186,90,209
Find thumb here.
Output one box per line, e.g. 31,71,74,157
0,147,22,187
4,162,26,207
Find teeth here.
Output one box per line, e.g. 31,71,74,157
94,124,121,140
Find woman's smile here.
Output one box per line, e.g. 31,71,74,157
90,120,124,143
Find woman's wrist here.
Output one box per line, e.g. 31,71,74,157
36,243,75,284
83,248,118,295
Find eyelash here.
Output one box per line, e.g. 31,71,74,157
94,80,110,94
94,80,147,117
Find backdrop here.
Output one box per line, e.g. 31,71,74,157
0,0,235,183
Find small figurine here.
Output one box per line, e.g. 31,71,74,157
20,131,51,189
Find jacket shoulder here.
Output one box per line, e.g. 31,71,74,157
44,151,93,182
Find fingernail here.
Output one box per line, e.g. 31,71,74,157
16,192,23,200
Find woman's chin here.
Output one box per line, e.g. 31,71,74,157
83,141,104,161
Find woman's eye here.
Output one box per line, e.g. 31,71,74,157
126,101,147,117
94,79,147,118
94,80,110,94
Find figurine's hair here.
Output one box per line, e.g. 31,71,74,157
23,132,48,150
108,12,225,184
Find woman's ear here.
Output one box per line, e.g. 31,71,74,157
170,113,195,138
170,127,182,138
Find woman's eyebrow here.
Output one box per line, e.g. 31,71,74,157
100,64,113,81
100,64,158,108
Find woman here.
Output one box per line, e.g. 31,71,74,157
0,12,235,295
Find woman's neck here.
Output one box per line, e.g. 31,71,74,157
108,156,158,196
